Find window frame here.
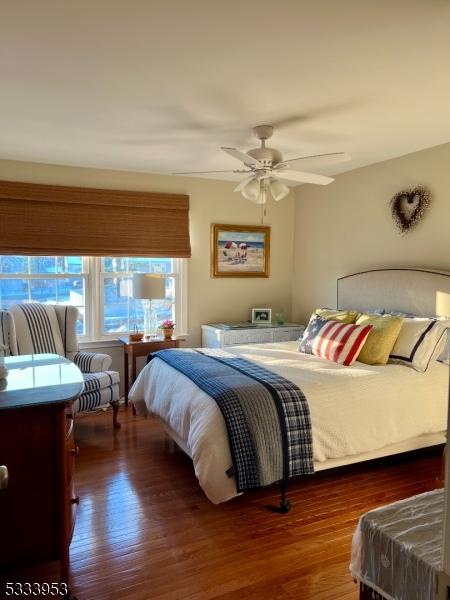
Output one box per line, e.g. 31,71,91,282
0,256,188,342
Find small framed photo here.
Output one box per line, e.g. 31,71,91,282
251,308,272,324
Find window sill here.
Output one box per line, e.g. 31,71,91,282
79,339,123,350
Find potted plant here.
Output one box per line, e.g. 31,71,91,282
159,319,175,340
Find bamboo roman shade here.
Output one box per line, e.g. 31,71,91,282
0,180,190,257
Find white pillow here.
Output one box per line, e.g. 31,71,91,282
436,319,450,365
389,317,449,372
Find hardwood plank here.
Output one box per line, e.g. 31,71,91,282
69,408,442,599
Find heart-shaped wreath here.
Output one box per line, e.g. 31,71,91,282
390,186,431,234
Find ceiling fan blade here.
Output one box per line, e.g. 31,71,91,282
234,175,256,193
173,169,249,175
274,170,334,186
221,147,262,168
278,152,351,170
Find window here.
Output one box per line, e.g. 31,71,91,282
0,256,187,341
99,257,182,336
0,256,87,335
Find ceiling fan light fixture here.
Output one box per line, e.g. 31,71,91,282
249,195,266,204
270,179,290,201
241,178,261,202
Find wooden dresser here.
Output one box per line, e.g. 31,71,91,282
0,354,84,586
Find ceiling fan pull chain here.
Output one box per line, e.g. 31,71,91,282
260,179,268,224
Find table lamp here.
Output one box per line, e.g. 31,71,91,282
132,274,166,338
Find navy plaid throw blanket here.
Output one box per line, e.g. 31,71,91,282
152,348,314,492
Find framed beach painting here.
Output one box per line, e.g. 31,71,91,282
211,224,270,278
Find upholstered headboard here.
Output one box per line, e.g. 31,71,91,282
337,268,450,317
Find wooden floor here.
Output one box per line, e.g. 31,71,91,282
70,407,442,600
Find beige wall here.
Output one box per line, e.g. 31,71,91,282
0,159,295,351
292,142,450,324
4,141,449,385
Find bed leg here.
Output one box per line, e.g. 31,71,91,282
267,480,292,514
279,480,291,514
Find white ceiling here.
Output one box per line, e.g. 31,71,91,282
1,0,450,181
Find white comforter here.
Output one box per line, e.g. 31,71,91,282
129,342,448,504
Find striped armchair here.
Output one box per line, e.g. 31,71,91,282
0,303,120,428
0,309,15,356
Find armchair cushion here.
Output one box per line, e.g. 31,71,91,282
9,303,65,356
82,371,120,391
74,372,120,413
73,351,112,372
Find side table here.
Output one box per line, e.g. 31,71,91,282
118,336,185,408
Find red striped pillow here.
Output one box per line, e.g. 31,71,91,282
300,316,373,366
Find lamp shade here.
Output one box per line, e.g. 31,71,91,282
132,274,166,300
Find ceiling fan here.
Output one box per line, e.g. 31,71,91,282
175,125,351,203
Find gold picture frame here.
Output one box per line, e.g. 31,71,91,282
211,223,270,278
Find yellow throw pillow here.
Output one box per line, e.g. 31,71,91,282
315,308,358,324
355,313,404,365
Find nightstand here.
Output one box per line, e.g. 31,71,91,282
118,336,185,406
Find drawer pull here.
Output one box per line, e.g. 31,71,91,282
71,446,80,457
71,496,80,505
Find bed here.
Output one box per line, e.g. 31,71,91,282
129,268,450,505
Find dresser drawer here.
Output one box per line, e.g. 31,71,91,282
224,330,272,345
244,330,272,344
64,422,78,544
224,331,250,345
65,421,76,484
67,479,78,541
273,328,304,342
